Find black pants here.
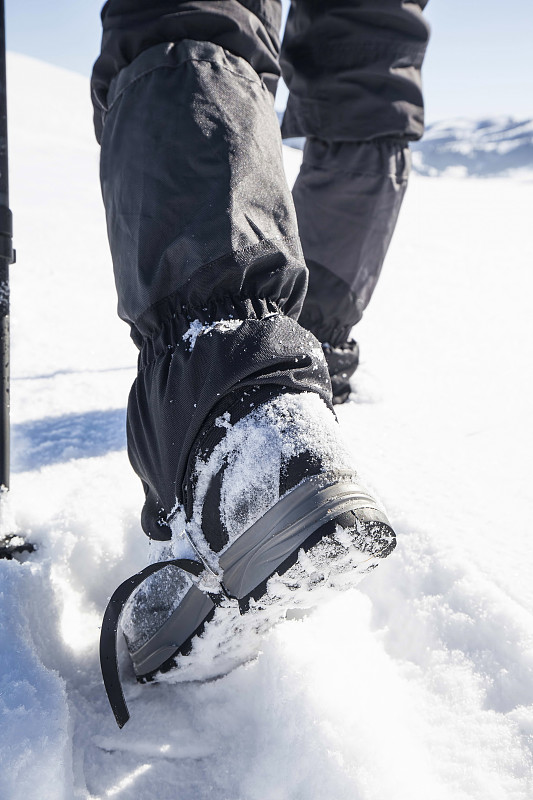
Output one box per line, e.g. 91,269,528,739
91,1,430,538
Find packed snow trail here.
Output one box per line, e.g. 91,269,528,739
0,54,532,800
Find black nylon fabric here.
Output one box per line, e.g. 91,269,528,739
299,260,362,348
92,0,283,143
92,0,430,351
278,0,429,347
280,0,430,142
92,1,430,146
100,40,305,328
294,138,410,344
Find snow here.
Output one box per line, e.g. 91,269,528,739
1,52,532,799
188,392,355,573
409,116,533,177
182,319,244,351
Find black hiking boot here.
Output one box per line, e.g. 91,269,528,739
323,339,360,404
101,391,395,727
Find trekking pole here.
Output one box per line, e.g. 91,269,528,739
0,0,14,492
0,3,29,559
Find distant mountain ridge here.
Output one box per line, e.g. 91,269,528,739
410,117,533,177
281,116,533,178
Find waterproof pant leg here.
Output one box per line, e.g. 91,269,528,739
91,2,331,540
280,0,431,346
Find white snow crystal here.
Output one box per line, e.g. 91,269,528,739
182,318,244,351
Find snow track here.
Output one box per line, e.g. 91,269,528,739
1,54,532,799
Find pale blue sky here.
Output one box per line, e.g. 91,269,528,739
6,0,533,123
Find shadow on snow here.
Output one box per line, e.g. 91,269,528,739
11,409,127,472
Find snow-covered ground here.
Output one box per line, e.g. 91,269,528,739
1,53,532,800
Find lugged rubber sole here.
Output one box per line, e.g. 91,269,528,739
129,584,216,676
102,476,395,727
137,478,395,685
219,473,392,600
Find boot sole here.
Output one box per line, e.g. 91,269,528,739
135,474,395,684
220,473,394,601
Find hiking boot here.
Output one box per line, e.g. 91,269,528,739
323,339,360,404
101,390,395,727
184,391,393,598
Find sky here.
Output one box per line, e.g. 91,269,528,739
5,0,533,124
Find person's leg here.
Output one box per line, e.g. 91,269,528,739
93,0,395,726
93,0,332,539
280,0,431,401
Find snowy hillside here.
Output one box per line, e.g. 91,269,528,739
1,53,533,800
410,117,533,178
